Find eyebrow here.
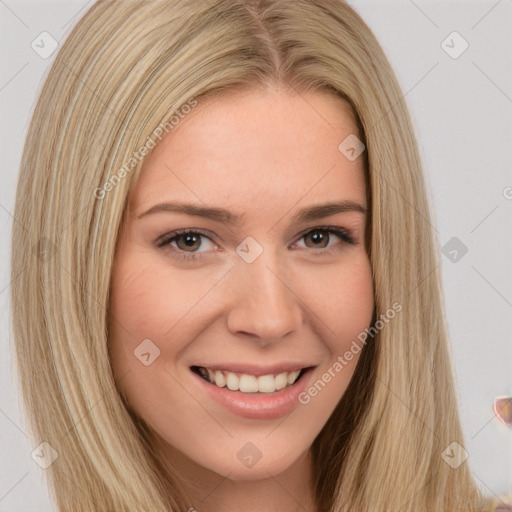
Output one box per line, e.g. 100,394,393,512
137,200,367,225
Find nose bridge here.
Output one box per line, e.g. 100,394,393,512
226,244,304,340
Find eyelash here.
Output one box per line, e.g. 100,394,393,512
155,226,356,262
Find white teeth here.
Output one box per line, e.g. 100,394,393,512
275,372,288,390
226,372,239,391
287,370,300,384
258,374,275,393
239,374,259,393
197,367,304,393
214,370,226,387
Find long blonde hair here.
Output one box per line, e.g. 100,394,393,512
11,0,493,510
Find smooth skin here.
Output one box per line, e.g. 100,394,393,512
109,85,374,512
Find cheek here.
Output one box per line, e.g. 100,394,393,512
295,257,374,417
306,255,374,345
108,249,174,382
109,249,214,343
109,261,162,356
108,248,223,396
339,257,374,333
107,251,195,423
315,255,373,381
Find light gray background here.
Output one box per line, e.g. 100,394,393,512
1,1,511,510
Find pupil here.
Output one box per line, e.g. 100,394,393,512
179,234,200,250
309,230,327,248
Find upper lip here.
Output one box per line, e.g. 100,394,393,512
190,362,316,377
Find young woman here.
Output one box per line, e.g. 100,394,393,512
10,1,508,510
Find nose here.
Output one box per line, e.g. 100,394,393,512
225,252,304,344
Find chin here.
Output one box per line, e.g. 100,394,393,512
203,440,308,481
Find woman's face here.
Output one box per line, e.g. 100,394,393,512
109,87,374,482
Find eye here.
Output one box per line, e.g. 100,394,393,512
292,227,355,255
155,229,217,261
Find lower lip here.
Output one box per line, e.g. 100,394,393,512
190,367,315,420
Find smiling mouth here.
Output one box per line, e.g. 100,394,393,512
190,365,312,394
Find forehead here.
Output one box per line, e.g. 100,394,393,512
129,88,366,217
